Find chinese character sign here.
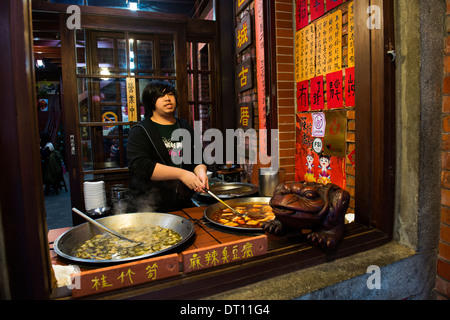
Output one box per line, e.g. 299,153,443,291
311,0,325,22
326,0,343,11
296,0,308,30
297,80,309,112
71,254,179,298
315,10,342,76
345,67,355,107
238,103,253,129
236,59,253,92
182,236,267,273
326,70,343,109
235,13,252,54
295,24,315,82
126,77,137,122
310,75,324,110
348,1,355,67
235,0,251,13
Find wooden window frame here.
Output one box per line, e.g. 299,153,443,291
0,0,394,299
354,0,396,237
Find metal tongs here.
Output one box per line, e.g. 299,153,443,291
72,208,142,245
202,189,246,217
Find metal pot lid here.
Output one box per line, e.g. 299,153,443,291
197,182,259,199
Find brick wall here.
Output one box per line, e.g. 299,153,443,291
275,0,296,183
438,0,450,300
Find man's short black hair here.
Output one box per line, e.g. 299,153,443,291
141,80,178,118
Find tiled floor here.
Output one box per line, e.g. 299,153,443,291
44,172,73,230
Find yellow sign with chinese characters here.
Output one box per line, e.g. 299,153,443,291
315,10,342,76
295,24,316,82
348,2,355,68
126,77,137,122
182,235,267,273
71,253,179,298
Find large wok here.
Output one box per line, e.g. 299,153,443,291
203,197,271,231
53,212,195,264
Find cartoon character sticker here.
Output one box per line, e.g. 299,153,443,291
295,113,346,189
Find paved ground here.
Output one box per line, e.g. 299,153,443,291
44,172,73,230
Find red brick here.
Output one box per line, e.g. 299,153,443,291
444,115,450,132
442,152,450,170
437,258,450,281
278,106,295,115
280,140,295,149
277,97,295,107
443,171,450,188
278,124,295,132
442,189,450,207
347,110,356,119
280,157,295,166
276,11,293,21
443,77,450,94
440,241,450,262
277,72,294,82
444,96,450,113
275,2,293,13
276,28,294,38
279,149,295,158
436,276,450,299
445,37,450,54
445,56,450,74
441,224,450,243
442,134,450,151
442,207,450,225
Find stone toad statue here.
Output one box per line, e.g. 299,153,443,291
262,181,350,249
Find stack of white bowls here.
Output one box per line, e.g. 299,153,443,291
83,181,106,210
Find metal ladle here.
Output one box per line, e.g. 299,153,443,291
202,189,247,217
72,208,141,245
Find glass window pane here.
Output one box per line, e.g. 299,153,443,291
81,137,93,170
81,126,129,170
198,43,210,71
198,73,210,101
137,40,153,71
100,78,120,102
188,73,194,101
95,36,127,75
117,39,127,71
77,78,91,122
187,42,194,71
160,39,174,70
97,37,114,69
75,29,87,74
77,78,127,123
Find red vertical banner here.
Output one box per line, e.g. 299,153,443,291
326,70,343,109
310,0,325,21
310,75,324,110
297,80,309,112
345,67,355,107
296,0,309,30
255,0,267,154
326,0,343,11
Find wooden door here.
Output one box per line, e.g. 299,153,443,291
59,14,188,225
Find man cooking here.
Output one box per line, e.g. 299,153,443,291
127,80,208,212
